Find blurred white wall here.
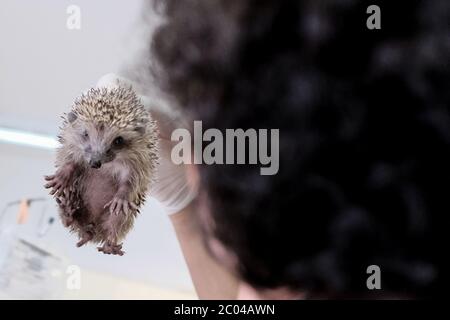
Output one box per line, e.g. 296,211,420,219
0,0,195,299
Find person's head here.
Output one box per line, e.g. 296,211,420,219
151,0,448,298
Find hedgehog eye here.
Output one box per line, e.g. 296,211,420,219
82,131,89,139
113,136,124,147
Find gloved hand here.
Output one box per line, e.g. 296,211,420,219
96,73,198,215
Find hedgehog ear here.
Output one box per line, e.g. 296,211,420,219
134,126,146,134
67,112,77,123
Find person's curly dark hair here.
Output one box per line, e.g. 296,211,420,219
150,0,449,298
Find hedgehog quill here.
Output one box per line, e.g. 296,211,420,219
45,86,159,255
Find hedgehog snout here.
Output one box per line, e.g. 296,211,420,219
90,159,102,169
89,152,103,169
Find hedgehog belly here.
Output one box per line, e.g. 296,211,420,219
81,168,119,220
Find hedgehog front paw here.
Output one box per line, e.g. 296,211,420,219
44,165,74,196
104,197,138,216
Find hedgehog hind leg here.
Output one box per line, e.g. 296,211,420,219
97,241,124,256
55,185,96,249
76,223,95,247
96,211,128,256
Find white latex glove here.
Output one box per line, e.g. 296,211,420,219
96,73,198,215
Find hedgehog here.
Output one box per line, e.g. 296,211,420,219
44,85,159,255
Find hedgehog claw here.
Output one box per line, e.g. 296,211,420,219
76,237,91,247
44,167,73,196
97,242,124,256
104,197,135,215
130,202,138,210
